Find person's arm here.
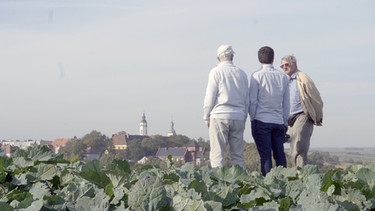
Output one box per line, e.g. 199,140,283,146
203,70,218,127
248,73,258,121
298,71,323,125
307,81,323,125
244,74,250,122
283,76,290,126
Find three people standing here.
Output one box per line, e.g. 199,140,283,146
204,45,323,175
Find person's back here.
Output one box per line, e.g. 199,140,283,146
250,65,289,124
203,44,249,168
205,61,248,121
249,46,289,176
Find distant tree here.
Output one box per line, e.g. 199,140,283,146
141,136,166,156
59,130,111,162
139,135,195,156
127,140,145,161
81,130,109,151
167,135,191,146
60,139,86,161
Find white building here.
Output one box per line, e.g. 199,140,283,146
0,140,49,149
139,113,148,135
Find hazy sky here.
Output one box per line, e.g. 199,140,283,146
1,0,374,148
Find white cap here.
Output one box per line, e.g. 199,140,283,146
217,44,235,57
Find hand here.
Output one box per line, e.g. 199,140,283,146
284,134,291,143
317,118,323,126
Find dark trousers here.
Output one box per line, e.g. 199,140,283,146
251,120,287,176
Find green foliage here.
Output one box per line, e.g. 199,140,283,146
78,160,111,188
167,135,191,146
81,130,109,149
59,130,111,162
59,139,86,161
126,134,209,162
59,131,211,168
126,139,146,161
128,175,169,210
1,145,375,210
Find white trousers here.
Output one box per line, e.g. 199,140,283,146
209,118,245,168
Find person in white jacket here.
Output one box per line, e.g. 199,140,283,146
203,44,249,168
280,54,323,167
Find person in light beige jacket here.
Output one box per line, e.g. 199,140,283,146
280,55,323,167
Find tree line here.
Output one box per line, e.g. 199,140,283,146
58,130,352,173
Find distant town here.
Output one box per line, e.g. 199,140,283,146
2,113,375,171
0,113,207,166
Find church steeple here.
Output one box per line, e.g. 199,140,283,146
167,120,176,137
139,113,148,135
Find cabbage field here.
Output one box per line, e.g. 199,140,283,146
0,145,374,210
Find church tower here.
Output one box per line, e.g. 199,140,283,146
167,120,176,137
139,113,148,135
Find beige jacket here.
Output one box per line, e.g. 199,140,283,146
296,71,324,126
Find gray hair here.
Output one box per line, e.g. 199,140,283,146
281,54,297,65
218,54,233,61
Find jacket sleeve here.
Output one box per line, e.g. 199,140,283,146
297,71,324,125
203,69,218,122
248,73,258,121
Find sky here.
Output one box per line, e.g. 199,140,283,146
0,0,374,148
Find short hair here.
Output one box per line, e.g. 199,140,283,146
217,44,235,61
281,54,297,65
258,46,274,64
218,54,234,61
